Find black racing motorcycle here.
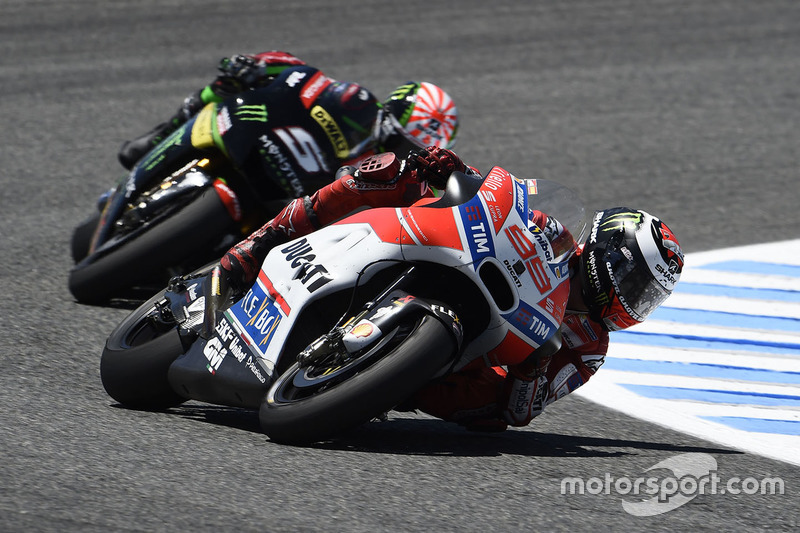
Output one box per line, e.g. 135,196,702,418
70,66,367,304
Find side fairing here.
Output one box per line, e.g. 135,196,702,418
224,223,403,374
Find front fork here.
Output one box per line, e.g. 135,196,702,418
297,266,465,369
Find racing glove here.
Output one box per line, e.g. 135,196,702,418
407,146,467,189
501,375,548,426
500,350,553,426
213,54,266,96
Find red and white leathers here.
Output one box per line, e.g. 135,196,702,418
210,147,608,432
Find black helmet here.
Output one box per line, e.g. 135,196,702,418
579,208,684,331
313,81,380,160
375,82,459,157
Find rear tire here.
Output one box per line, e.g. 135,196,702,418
259,315,457,445
69,189,234,304
100,290,187,409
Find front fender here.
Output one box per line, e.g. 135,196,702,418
342,290,464,357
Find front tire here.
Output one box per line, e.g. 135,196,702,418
69,189,235,304
71,212,101,263
259,315,457,445
100,290,188,409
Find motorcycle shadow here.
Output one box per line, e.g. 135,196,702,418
160,404,742,459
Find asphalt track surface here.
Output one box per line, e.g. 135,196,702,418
2,1,799,531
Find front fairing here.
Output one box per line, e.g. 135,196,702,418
400,168,580,362
90,114,206,253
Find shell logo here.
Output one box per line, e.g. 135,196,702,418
350,322,374,338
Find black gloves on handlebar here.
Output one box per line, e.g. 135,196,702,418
408,146,467,190
213,54,266,96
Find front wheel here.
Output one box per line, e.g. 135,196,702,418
69,188,236,304
100,289,188,409
259,315,458,445
71,212,101,263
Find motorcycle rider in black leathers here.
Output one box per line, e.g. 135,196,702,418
117,51,460,203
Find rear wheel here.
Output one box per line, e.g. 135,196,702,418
69,189,235,304
259,315,457,445
100,289,188,409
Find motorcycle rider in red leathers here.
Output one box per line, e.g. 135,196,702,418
200,146,684,432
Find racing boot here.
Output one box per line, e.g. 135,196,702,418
117,90,205,170
117,120,175,170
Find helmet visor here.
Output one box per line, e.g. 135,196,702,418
605,247,671,322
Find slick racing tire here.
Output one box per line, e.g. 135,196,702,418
259,314,458,445
70,212,101,263
101,289,188,409
68,189,235,304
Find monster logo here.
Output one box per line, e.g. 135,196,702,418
599,211,643,233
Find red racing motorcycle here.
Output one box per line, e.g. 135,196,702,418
99,163,586,444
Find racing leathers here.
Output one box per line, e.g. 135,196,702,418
120,57,384,226
203,146,609,432
119,51,308,170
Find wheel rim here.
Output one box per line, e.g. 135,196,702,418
270,322,416,404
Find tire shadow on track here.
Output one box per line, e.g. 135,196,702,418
112,403,742,459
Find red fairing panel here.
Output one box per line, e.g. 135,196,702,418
399,207,463,250
478,167,515,234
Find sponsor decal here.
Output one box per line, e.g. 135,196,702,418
310,105,349,158
227,281,284,356
394,294,416,305
505,224,552,293
503,300,559,346
504,259,524,288
245,355,266,384
258,133,305,196
588,210,604,244
478,171,515,234
280,238,332,293
459,196,495,264
514,179,528,225
203,319,237,374
229,337,248,363
300,71,332,108
370,305,398,320
350,321,375,338
585,251,610,306
203,336,227,374
212,179,242,222
216,106,233,135
235,104,268,122
560,314,599,348
529,225,553,261
431,304,463,337
600,211,643,233
342,319,383,352
285,70,307,87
